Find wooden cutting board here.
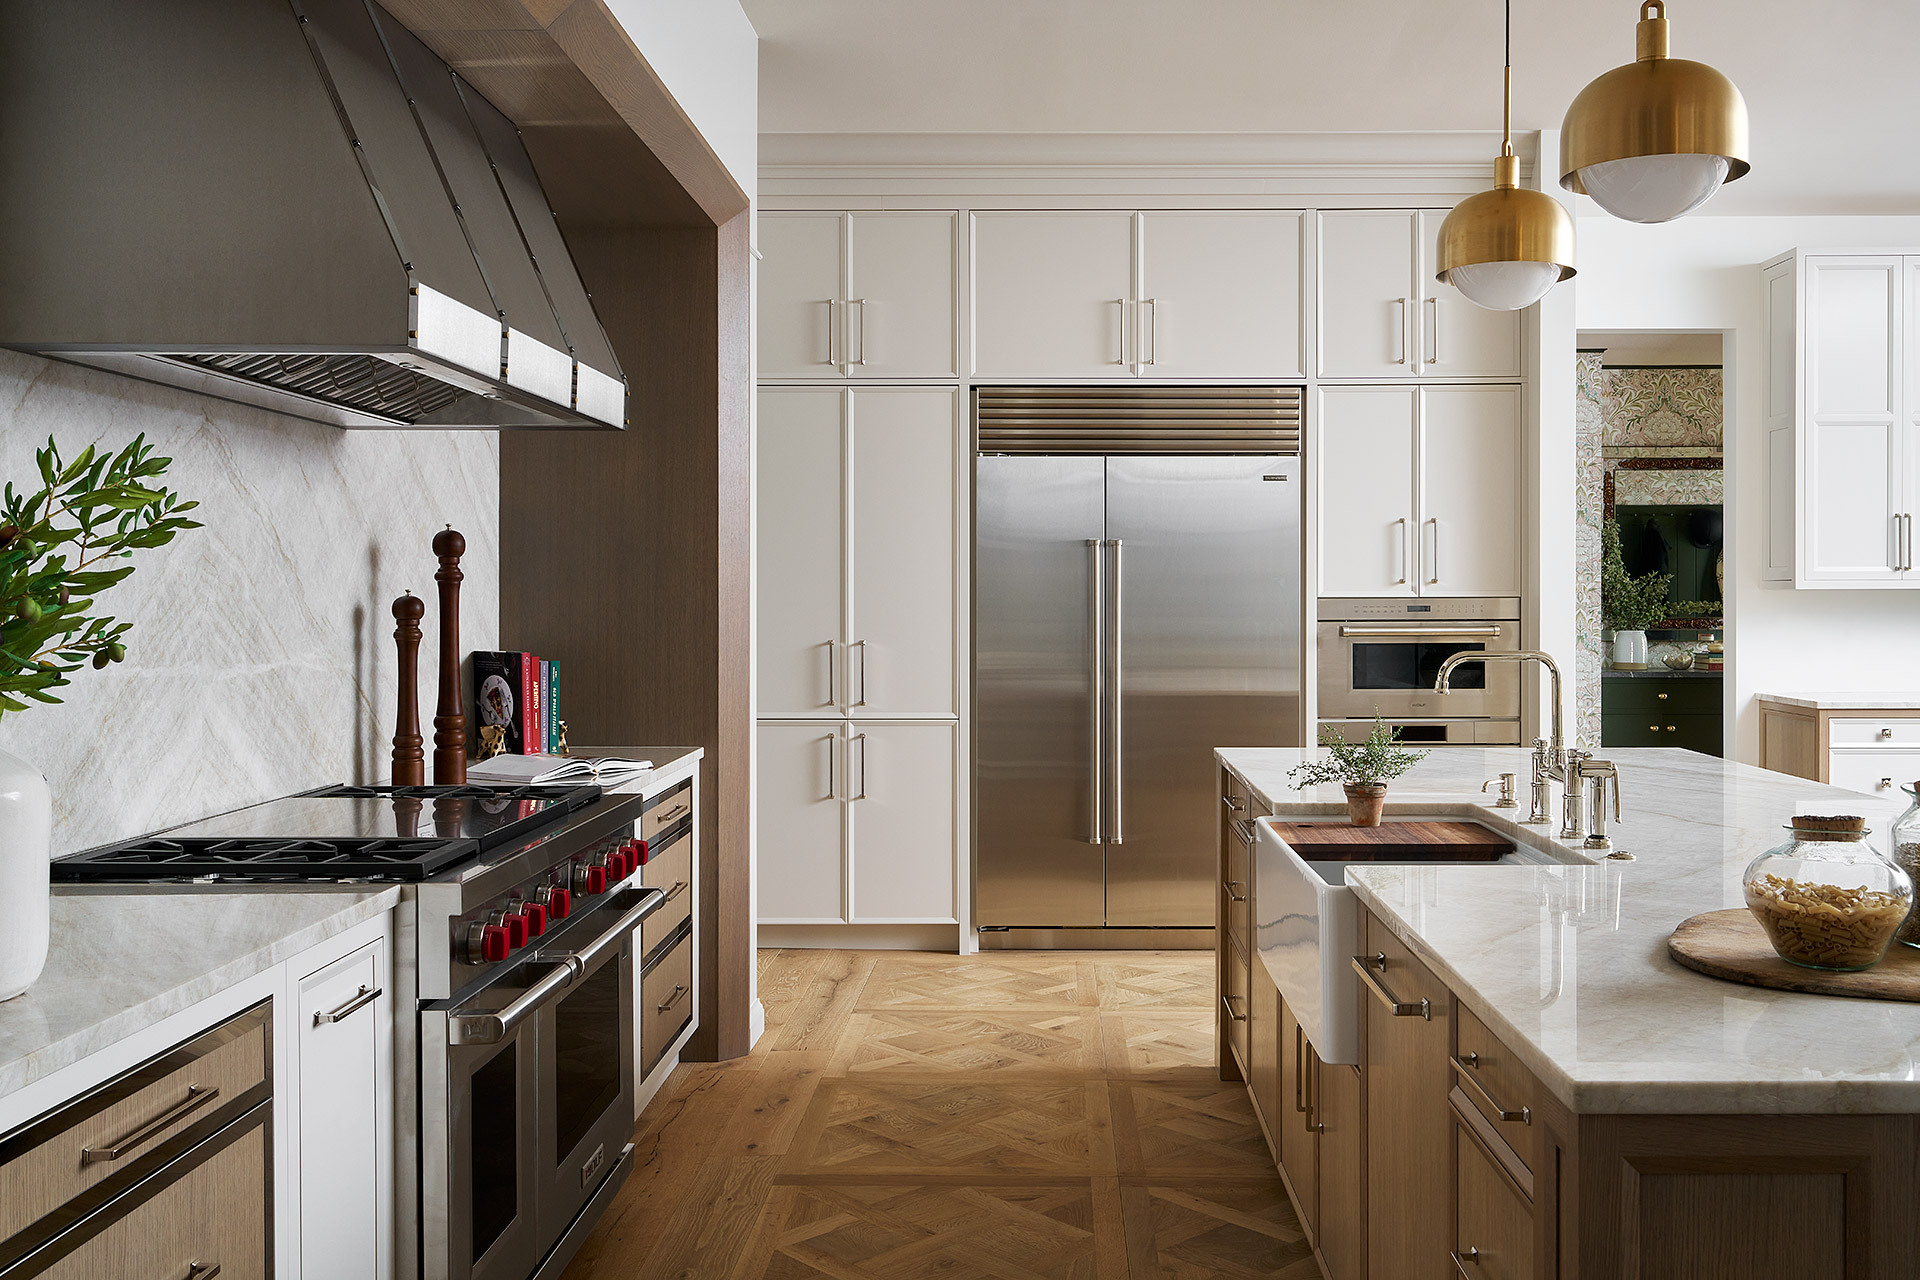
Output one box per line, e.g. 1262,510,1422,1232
1268,821,1512,862
1668,908,1920,1002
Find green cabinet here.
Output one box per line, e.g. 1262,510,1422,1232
1602,677,1723,757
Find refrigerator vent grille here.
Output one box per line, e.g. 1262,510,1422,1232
976,386,1302,455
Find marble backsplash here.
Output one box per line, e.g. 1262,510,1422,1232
0,349,499,854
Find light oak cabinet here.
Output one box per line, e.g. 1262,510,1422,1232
1764,248,1920,587
1318,209,1521,380
1757,699,1920,792
293,940,392,1280
758,210,959,379
1318,384,1522,598
971,209,1304,378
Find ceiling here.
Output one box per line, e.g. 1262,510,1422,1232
738,0,1916,216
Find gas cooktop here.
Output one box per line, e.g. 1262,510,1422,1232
52,781,604,884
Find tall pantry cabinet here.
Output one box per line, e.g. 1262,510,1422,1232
756,210,966,932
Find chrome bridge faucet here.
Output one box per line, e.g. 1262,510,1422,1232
1434,650,1569,830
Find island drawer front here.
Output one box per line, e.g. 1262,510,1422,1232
642,931,694,1075
1222,772,1251,818
1830,717,1920,747
1225,816,1252,953
0,1002,270,1246
641,781,694,841
1223,938,1251,1072
640,830,694,959
1454,1103,1534,1280
1362,912,1448,1012
1453,1005,1539,1173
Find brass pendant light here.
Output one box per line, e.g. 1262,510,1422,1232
1560,1,1750,223
1434,0,1575,312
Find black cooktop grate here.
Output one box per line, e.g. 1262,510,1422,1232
52,836,478,883
302,783,601,806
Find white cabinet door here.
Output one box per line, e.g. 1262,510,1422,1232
848,721,957,922
1319,387,1417,597
1802,257,1904,582
850,388,960,717
1418,385,1523,596
756,723,847,923
972,211,1134,377
297,941,390,1280
1319,211,1418,379
759,212,844,378
1137,211,1303,378
847,212,957,379
757,388,846,715
1418,210,1522,378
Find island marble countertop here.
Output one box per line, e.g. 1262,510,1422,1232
1216,745,1918,1114
0,887,400,1103
1758,692,1920,710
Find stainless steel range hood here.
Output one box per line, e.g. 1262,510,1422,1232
0,0,626,430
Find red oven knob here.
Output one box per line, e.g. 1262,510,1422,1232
467,922,510,964
521,902,547,937
502,911,530,949
585,864,608,895
611,847,633,879
631,837,651,864
543,887,571,920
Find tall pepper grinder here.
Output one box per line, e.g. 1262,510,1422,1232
390,591,425,785
432,526,467,784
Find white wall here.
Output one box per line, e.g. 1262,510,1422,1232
1572,215,1920,764
609,0,759,209
0,351,499,853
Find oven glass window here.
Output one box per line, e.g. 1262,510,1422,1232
554,958,623,1160
1350,641,1488,691
471,1043,518,1261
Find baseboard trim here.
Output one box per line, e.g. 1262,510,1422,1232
759,923,960,951
977,926,1216,951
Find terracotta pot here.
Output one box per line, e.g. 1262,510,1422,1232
1344,783,1388,828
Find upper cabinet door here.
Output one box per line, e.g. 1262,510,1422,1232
1418,385,1522,597
1319,386,1417,597
1419,210,1523,379
972,211,1135,378
1137,211,1304,379
760,212,845,378
849,388,961,717
1803,256,1904,582
757,387,846,715
847,212,958,379
1319,211,1419,379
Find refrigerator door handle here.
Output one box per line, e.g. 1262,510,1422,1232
1109,537,1125,846
1087,539,1104,845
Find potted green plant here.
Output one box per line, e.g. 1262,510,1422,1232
0,436,199,1000
1601,518,1672,668
1288,714,1431,827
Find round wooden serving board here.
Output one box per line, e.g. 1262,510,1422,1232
1668,909,1920,1002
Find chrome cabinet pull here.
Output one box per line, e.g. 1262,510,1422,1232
1393,298,1408,364
826,731,839,802
1229,817,1255,846
1305,1049,1324,1132
826,639,840,710
850,298,869,365
1352,953,1431,1019
1879,778,1895,790
851,638,868,707
652,799,691,827
1881,727,1896,740
1224,880,1248,904
81,1084,221,1165
1087,539,1104,845
1426,296,1440,365
662,879,689,903
851,732,869,801
1451,1052,1532,1124
1112,299,1128,365
187,1263,222,1280
1394,517,1410,585
655,983,690,1014
1293,1024,1307,1114
1221,994,1248,1023
1109,538,1124,845
823,299,838,366
1452,1248,1481,1278
1221,792,1245,813
1143,297,1158,365
1337,624,1503,639
1426,518,1440,585
314,983,382,1027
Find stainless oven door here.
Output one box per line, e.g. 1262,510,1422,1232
1316,619,1520,720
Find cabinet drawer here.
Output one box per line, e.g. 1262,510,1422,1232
641,934,694,1075
641,783,694,841
1826,749,1920,798
1602,678,1720,716
1603,711,1721,755
1223,939,1251,1073
1455,1106,1534,1280
641,831,694,959
0,1003,269,1245
1225,815,1253,953
1361,911,1447,1011
1454,1004,1538,1173
39,1115,268,1280
1830,718,1920,747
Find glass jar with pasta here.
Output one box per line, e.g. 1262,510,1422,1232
1741,815,1913,972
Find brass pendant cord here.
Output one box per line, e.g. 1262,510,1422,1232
1500,0,1513,168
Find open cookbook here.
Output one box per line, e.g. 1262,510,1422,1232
466,754,654,787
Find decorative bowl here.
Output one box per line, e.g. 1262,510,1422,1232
1661,651,1694,670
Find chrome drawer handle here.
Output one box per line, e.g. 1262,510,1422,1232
1452,1248,1481,1278
313,983,382,1026
1230,818,1255,846
662,879,689,903
1452,1052,1532,1124
187,1262,222,1280
656,983,690,1014
651,800,691,827
1221,994,1248,1023
1352,954,1430,1019
1222,792,1245,812
1224,880,1248,904
81,1083,221,1165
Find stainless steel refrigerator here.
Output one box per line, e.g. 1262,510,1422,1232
974,387,1303,947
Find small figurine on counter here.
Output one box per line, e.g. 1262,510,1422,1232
555,719,569,757
476,723,508,761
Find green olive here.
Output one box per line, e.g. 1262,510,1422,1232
91,650,110,669
107,642,126,663
15,598,42,624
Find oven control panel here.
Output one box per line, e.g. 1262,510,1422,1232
455,831,644,967
1319,596,1521,621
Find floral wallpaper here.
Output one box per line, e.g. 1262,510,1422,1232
1612,468,1724,507
1574,353,1606,747
1598,368,1723,449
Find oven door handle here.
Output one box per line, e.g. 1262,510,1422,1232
447,887,663,1046
1336,625,1505,638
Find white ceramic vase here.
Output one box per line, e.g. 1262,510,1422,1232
1611,629,1649,668
0,746,53,1002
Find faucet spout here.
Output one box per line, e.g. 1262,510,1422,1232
1433,649,1566,760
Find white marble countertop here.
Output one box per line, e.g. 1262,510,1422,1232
1217,745,1920,1114
0,887,400,1102
1758,693,1920,710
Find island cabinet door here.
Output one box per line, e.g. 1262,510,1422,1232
1248,958,1282,1151
1455,1111,1535,1280
1276,996,1320,1241
1315,1059,1366,1280
1360,909,1454,1280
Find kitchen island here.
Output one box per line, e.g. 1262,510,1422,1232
1215,744,1920,1280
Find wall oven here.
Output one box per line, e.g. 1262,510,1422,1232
1317,598,1522,743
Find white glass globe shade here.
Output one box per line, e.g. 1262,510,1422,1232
1577,153,1730,224
1444,260,1564,312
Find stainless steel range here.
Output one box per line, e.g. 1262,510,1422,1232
52,777,696,1280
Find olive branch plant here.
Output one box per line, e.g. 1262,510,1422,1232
1289,714,1430,789
0,435,200,717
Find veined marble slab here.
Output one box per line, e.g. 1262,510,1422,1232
1217,745,1920,1114
1759,693,1920,710
0,887,400,1102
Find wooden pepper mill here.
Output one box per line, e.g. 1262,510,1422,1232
432,526,468,784
390,591,426,786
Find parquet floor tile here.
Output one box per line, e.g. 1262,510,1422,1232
861,954,1098,1010
1100,1011,1219,1080
1121,1181,1319,1279
787,1078,1115,1176
838,1008,1105,1077
1112,1083,1281,1178
1094,959,1217,1010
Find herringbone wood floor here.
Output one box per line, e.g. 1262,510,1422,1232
562,950,1315,1279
